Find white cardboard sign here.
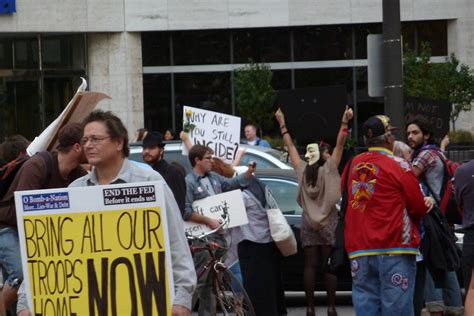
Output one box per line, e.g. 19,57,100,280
182,106,241,163
184,190,247,236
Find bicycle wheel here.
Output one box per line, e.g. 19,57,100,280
214,269,255,316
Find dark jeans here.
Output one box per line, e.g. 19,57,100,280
238,240,287,316
462,229,474,295
413,260,426,316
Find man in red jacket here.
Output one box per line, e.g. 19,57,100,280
342,115,431,315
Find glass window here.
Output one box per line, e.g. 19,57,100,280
142,74,172,133
401,22,416,53
0,37,13,69
14,80,41,140
233,28,290,63
260,178,303,215
42,34,85,69
14,36,39,69
173,30,229,65
417,20,447,56
142,32,170,66
295,68,353,91
354,23,382,59
272,70,292,90
294,25,352,61
43,77,81,125
174,72,231,129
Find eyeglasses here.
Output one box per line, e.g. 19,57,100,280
202,155,213,160
80,136,111,146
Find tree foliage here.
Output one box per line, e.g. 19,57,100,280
403,43,474,126
234,61,275,136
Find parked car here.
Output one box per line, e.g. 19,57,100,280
129,141,292,172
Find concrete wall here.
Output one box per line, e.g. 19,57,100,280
2,0,473,133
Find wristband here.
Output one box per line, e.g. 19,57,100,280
341,128,349,136
281,131,289,137
341,121,348,124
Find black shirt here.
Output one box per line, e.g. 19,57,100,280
151,159,186,216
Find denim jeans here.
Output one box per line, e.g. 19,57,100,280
0,227,23,288
424,269,463,315
351,254,416,316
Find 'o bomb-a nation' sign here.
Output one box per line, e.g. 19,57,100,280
15,181,173,316
183,106,241,163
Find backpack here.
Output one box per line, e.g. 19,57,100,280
0,152,54,206
422,150,462,224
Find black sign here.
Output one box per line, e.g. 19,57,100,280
276,85,347,146
404,96,452,143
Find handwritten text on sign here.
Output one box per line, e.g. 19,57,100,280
183,106,241,163
16,182,172,316
184,190,248,236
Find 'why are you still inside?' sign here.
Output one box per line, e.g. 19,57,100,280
182,106,241,163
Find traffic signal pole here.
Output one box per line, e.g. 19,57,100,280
382,0,404,130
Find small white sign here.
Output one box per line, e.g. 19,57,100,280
182,106,241,163
184,190,247,236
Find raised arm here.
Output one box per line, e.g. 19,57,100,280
179,131,193,152
275,108,301,170
331,105,353,167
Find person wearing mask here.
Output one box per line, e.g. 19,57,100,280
275,106,353,316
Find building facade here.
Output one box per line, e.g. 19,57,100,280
0,0,473,141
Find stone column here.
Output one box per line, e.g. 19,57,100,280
87,32,144,140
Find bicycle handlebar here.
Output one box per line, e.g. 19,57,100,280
186,213,230,241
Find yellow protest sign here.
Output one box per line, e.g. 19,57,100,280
16,182,173,316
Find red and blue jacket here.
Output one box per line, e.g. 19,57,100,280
342,147,427,259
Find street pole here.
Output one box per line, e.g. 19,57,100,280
382,0,404,131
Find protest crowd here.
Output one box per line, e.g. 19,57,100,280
0,93,473,316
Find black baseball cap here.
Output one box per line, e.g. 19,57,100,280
142,131,165,147
363,115,398,139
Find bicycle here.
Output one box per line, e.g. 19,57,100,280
186,214,255,316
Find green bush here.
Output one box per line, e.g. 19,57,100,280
448,130,473,144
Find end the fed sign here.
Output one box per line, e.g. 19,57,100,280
15,181,173,316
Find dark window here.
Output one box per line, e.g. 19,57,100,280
260,178,303,215
14,36,39,69
143,74,172,133
294,25,352,61
43,77,82,125
417,20,447,56
272,70,292,90
295,68,353,92
142,32,171,66
42,34,85,69
174,72,231,129
233,28,290,63
401,22,416,53
173,30,229,65
354,23,382,59
0,38,13,69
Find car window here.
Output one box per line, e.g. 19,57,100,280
239,153,278,169
260,178,303,215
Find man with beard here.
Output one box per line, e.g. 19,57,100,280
0,123,87,312
142,131,186,215
406,116,463,316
